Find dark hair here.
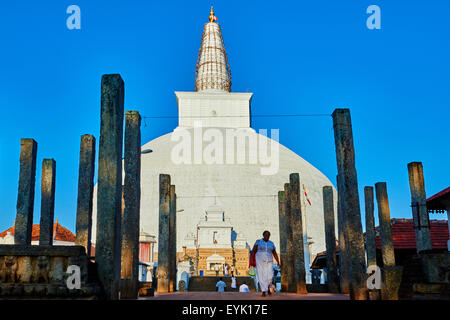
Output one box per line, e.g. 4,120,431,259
219,277,223,280
263,230,270,236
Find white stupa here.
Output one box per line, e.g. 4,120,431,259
92,7,337,277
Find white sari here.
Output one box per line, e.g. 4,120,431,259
254,239,275,292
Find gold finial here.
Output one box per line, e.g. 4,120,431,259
209,6,217,22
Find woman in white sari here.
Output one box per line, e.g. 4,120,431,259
251,231,281,297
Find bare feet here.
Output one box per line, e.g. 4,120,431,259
261,291,266,297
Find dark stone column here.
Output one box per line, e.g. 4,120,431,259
407,162,432,252
14,139,38,245
278,190,288,292
375,182,395,268
365,186,380,300
169,185,177,292
332,109,369,300
323,186,339,293
337,173,349,294
364,186,377,267
96,74,124,300
375,182,403,300
39,159,56,245
75,134,96,256
289,173,307,294
284,183,296,293
120,111,141,299
157,174,171,293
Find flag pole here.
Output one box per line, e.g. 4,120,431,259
301,184,309,281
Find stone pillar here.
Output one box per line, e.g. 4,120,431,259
157,174,171,293
169,185,177,292
365,186,380,300
75,134,96,256
337,173,349,294
375,183,395,268
332,109,369,300
375,182,403,300
407,162,432,252
120,111,141,299
278,190,288,292
364,186,377,267
39,159,56,245
14,139,38,245
323,186,339,293
289,173,307,294
284,183,296,293
96,74,124,300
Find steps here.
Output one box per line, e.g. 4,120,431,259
188,276,256,292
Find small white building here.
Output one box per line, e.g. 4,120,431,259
197,205,234,249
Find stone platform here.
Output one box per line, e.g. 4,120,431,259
0,283,101,299
0,244,101,299
141,291,350,300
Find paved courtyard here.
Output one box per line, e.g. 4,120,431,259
141,292,350,300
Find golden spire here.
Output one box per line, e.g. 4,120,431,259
209,6,216,22
196,6,231,92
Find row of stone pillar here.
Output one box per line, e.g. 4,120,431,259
278,173,307,294
13,74,143,300
14,139,57,246
94,75,142,299
332,110,398,300
332,109,433,300
362,162,432,300
363,183,402,299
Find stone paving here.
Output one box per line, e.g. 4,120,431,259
141,292,350,300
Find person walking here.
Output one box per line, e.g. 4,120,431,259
250,230,280,297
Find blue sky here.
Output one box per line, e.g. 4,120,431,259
0,0,449,233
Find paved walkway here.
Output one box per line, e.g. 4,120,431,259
141,292,349,300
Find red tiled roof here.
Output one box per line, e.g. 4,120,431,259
313,219,448,262
374,218,448,250
0,223,76,242
427,187,450,203
427,186,450,212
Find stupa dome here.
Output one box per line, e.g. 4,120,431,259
92,127,337,256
